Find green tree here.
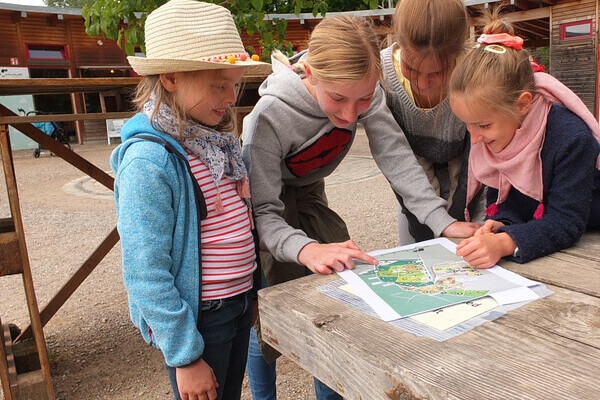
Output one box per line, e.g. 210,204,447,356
266,0,375,13
44,0,94,8
82,0,381,58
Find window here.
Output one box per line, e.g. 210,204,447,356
27,45,68,60
561,20,593,41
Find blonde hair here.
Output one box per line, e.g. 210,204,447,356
394,0,468,66
274,14,382,82
449,12,535,118
132,71,235,136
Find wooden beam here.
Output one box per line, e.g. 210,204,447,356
524,18,552,30
502,7,551,23
0,78,140,96
471,7,551,26
0,105,114,190
516,23,548,38
0,111,135,125
17,227,120,342
0,75,267,96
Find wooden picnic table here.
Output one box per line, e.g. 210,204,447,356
258,232,600,400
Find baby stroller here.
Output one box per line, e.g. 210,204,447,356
19,109,71,157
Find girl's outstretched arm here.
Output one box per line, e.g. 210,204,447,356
360,87,459,237
298,240,378,274
242,112,320,264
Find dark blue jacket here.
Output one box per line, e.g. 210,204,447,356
490,104,600,263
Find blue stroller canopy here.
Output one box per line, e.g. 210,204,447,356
32,121,57,136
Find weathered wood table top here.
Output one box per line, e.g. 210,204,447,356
258,232,600,400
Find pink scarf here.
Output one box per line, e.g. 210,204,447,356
465,72,600,221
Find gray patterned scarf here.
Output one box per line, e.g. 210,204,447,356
144,96,250,214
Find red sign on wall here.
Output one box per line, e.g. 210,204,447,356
10,58,19,66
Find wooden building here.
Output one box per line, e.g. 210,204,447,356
549,0,598,115
0,2,135,146
466,0,599,117
0,1,598,148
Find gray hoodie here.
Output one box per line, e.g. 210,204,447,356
242,56,455,263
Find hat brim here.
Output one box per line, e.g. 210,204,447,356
127,56,272,76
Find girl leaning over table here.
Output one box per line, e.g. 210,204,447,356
242,13,480,400
448,12,600,268
381,0,487,244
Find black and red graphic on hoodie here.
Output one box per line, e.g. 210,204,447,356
284,127,352,177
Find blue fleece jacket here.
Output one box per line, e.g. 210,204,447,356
491,104,600,263
110,113,204,367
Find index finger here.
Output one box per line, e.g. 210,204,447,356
346,249,378,267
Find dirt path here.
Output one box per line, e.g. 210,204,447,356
0,130,398,399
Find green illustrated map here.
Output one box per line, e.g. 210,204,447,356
350,243,520,318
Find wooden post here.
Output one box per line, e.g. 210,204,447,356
0,126,55,399
0,318,18,400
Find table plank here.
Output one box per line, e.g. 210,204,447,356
258,273,600,400
499,253,600,299
561,232,600,263
493,283,600,348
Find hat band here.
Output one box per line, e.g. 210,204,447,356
201,52,255,64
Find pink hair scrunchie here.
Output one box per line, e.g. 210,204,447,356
477,33,524,50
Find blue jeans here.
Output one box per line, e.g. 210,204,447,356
246,327,277,399
314,378,343,400
246,267,343,400
165,290,253,400
247,329,342,399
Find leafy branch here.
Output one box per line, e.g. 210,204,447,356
82,0,383,58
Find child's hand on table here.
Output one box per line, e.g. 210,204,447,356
456,232,517,269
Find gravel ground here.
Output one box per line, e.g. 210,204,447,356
0,127,399,399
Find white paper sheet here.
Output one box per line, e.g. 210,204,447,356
489,286,540,305
410,296,499,331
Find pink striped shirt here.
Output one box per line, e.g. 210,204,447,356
187,154,256,300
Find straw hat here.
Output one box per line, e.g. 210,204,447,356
127,0,271,76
